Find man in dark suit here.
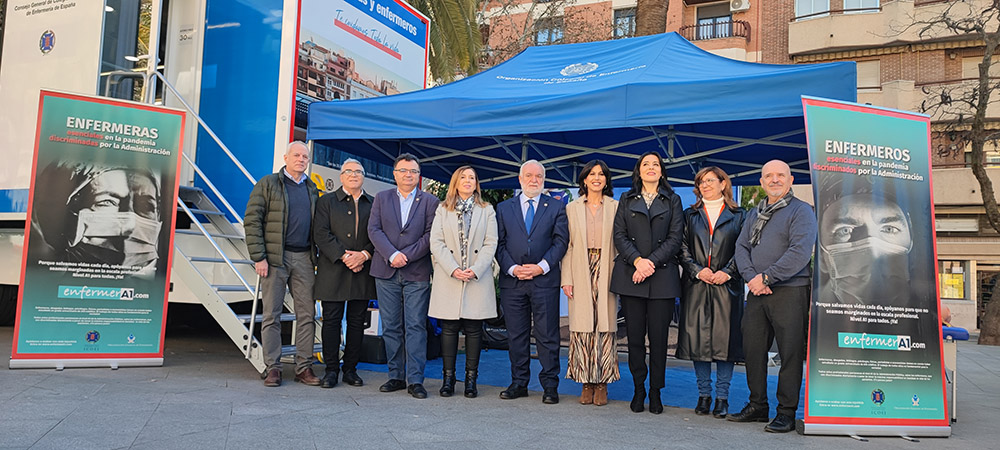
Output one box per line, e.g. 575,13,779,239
313,158,375,388
495,160,569,404
367,153,440,399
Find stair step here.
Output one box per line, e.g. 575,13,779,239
236,312,299,323
181,207,225,216
212,284,255,293
188,256,255,265
175,229,245,239
279,343,323,361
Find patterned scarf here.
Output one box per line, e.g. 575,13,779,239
455,197,475,269
749,191,794,247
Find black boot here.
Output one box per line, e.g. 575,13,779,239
712,398,729,418
463,320,482,399
648,388,663,414
440,369,456,397
464,370,478,398
695,396,712,415
630,385,646,413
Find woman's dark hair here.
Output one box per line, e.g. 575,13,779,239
576,159,614,198
628,151,673,196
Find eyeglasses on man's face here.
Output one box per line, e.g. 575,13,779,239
342,169,364,176
394,168,421,175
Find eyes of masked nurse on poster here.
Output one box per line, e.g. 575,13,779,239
821,194,911,250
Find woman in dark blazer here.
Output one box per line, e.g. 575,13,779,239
676,167,745,419
610,151,684,415
313,159,376,388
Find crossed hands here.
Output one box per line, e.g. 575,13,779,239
390,253,408,269
341,250,368,273
746,273,773,296
632,258,655,284
451,268,477,282
512,264,544,281
697,268,731,285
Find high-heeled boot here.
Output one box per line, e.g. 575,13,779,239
440,369,456,397
580,384,595,405
464,321,482,399
593,383,608,406
464,370,478,398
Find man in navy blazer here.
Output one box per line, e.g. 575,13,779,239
367,153,440,399
495,160,569,404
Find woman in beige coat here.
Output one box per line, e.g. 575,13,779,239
428,166,498,398
561,159,620,406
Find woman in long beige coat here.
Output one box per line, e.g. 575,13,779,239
561,159,620,406
428,166,498,398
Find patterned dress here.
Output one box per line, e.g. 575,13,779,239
566,203,621,384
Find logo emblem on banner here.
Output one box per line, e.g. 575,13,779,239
85,330,101,343
127,334,136,344
560,63,598,77
39,30,56,54
871,389,885,405
912,395,920,406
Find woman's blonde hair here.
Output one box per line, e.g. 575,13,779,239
443,166,488,211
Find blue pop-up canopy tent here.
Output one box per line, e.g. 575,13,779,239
307,32,856,188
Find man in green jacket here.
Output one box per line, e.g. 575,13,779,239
244,141,320,387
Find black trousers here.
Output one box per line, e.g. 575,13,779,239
321,299,368,373
439,319,483,373
500,283,561,389
621,295,674,391
742,285,809,417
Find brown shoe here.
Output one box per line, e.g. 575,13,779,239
580,383,594,405
263,368,281,387
295,367,321,386
593,383,608,406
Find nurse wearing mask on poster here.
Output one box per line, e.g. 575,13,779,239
818,184,912,306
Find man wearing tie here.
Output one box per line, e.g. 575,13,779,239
368,153,440,399
495,160,570,404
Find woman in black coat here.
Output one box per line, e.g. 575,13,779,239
610,151,684,415
313,159,377,388
677,167,745,419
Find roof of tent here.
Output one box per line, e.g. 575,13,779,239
306,32,856,188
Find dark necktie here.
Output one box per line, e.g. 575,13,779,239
525,199,535,233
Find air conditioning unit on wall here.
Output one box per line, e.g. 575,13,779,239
730,0,750,12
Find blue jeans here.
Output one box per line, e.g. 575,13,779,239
693,360,735,399
375,272,431,385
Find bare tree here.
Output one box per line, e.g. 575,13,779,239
480,0,609,67
913,0,1000,344
635,0,667,36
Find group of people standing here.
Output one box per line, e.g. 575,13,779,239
244,141,815,434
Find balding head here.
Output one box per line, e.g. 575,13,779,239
760,159,793,203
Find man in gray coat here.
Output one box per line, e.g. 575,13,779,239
244,141,320,387
730,160,816,433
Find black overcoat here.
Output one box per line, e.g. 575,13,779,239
609,188,684,299
675,204,746,362
313,187,376,302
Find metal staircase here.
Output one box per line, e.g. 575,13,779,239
156,71,320,374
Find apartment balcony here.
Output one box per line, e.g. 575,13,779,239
788,0,991,56
679,20,751,43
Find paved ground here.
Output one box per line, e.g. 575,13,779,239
1,324,997,450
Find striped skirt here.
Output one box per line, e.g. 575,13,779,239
566,248,621,384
